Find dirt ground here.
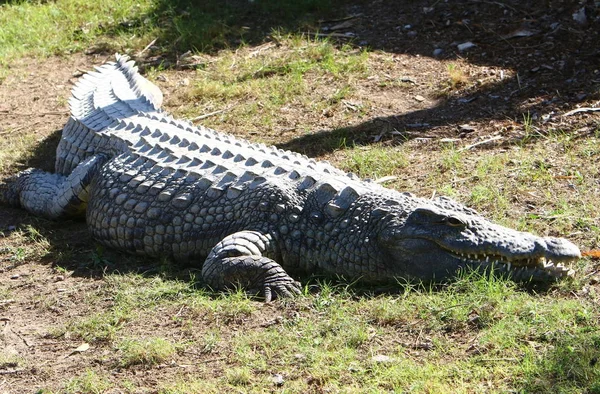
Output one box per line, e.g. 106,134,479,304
1,0,599,392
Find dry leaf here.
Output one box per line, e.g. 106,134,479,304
582,250,600,260
73,343,90,353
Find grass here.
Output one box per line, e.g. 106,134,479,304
0,133,40,174
116,337,181,367
169,35,370,143
1,0,599,393
0,0,345,62
436,62,470,96
0,0,156,61
342,145,408,179
63,370,112,394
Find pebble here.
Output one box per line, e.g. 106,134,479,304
457,41,476,52
371,354,393,363
433,48,443,57
272,374,285,386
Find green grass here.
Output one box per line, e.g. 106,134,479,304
0,0,155,61
342,145,408,179
170,35,369,141
93,271,597,393
63,370,112,394
116,337,181,367
0,0,346,61
0,133,40,174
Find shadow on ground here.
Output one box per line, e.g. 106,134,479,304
110,0,599,154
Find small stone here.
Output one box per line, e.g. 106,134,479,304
407,31,417,38
272,374,285,387
414,95,426,102
10,274,19,280
55,275,65,282
572,7,587,25
459,124,476,132
433,48,443,57
371,354,393,363
457,42,476,52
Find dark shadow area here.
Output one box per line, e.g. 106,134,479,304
104,0,597,153
95,0,351,56
25,128,61,173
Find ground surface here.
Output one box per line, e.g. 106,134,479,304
1,1,599,393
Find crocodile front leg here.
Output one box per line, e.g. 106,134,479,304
0,154,108,219
202,231,301,302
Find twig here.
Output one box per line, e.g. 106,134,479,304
0,111,68,117
137,38,158,57
0,369,24,375
305,32,356,38
318,14,363,24
477,358,519,362
433,303,469,314
190,106,236,122
11,328,32,347
563,107,600,117
174,305,186,318
374,175,397,184
246,42,276,59
458,135,502,152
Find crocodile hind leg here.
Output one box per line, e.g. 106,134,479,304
202,230,302,302
0,154,108,219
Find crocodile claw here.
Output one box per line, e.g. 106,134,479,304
263,280,302,302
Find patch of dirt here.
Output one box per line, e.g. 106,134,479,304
0,1,599,392
344,0,600,139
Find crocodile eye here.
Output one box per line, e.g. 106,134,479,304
444,216,465,227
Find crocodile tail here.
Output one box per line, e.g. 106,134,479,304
68,53,162,126
58,54,163,175
114,53,163,111
0,174,21,207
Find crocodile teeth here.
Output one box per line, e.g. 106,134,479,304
506,262,512,271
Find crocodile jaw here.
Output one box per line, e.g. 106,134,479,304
451,251,576,280
380,205,581,283
383,237,580,283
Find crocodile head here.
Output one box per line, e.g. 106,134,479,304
377,201,580,282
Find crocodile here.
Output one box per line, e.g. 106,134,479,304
0,55,580,300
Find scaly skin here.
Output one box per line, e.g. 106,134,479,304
0,55,581,300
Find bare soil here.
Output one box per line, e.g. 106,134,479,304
0,1,599,392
